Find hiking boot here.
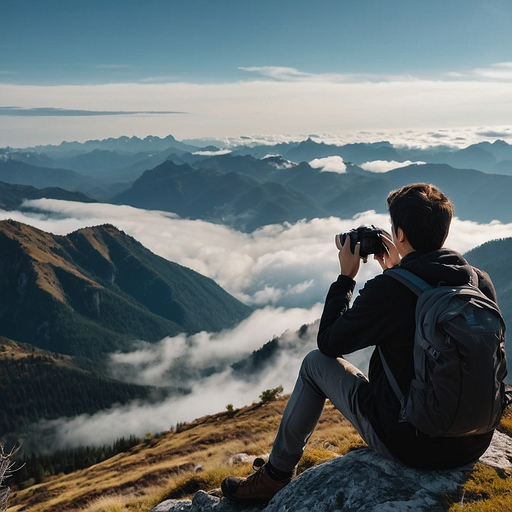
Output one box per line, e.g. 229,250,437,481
221,460,292,504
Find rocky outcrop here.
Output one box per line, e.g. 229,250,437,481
150,431,512,512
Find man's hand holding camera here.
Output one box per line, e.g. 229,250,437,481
374,231,401,270
336,233,363,279
335,224,402,278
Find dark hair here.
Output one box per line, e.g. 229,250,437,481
386,183,453,253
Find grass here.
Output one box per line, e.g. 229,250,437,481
6,398,512,512
447,464,512,511
6,398,357,512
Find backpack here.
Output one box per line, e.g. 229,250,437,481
379,267,509,437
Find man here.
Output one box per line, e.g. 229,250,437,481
221,183,502,505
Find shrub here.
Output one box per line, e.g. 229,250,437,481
259,386,283,404
0,444,17,512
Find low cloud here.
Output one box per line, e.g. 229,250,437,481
31,308,323,450
192,149,232,156
4,201,512,449
309,156,347,174
109,305,322,388
360,160,426,173
7,199,512,308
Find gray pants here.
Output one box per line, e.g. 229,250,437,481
269,349,396,472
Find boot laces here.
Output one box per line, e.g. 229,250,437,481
239,459,267,491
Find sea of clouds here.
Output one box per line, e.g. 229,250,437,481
3,199,512,449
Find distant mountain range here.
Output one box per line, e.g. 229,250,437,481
111,159,327,231
3,135,512,230
0,181,95,210
231,137,512,175
111,156,512,229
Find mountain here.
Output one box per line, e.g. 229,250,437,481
41,148,188,184
0,220,252,359
385,164,512,223
230,137,512,175
0,337,154,440
110,155,512,229
464,237,512,358
26,134,199,156
192,155,512,225
0,180,95,210
0,157,91,190
110,160,326,231
192,153,296,183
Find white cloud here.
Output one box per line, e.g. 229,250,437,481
309,156,347,174
34,311,324,449
109,305,322,388
192,149,232,156
360,160,426,173
4,199,507,301
472,62,512,81
239,66,419,84
2,66,512,148
239,66,318,82
6,200,512,448
262,155,294,169
6,199,512,311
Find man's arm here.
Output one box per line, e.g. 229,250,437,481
317,272,394,357
317,237,393,357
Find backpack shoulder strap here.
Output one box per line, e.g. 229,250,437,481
384,267,432,296
378,346,406,410
379,268,431,414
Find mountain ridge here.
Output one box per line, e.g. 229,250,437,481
0,219,252,358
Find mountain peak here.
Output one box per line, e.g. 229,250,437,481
0,220,251,357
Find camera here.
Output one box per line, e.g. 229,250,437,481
336,225,386,258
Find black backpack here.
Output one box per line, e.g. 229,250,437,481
379,267,508,437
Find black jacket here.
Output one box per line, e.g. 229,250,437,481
317,248,497,469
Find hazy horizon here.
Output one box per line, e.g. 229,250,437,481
2,1,512,147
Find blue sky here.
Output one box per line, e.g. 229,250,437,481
1,0,512,147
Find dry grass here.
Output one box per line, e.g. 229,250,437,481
447,464,512,511
498,405,512,438
6,398,512,512
6,398,359,512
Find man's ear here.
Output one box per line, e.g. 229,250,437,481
396,227,406,243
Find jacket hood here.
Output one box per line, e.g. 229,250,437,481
399,248,475,287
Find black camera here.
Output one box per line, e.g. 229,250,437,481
337,225,386,258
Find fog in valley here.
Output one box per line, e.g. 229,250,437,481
3,200,512,448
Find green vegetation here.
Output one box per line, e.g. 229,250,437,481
0,221,252,360
0,340,152,438
259,385,284,404
11,436,142,489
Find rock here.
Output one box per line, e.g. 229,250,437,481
478,430,512,469
149,431,512,512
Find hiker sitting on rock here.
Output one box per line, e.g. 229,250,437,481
222,182,508,505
